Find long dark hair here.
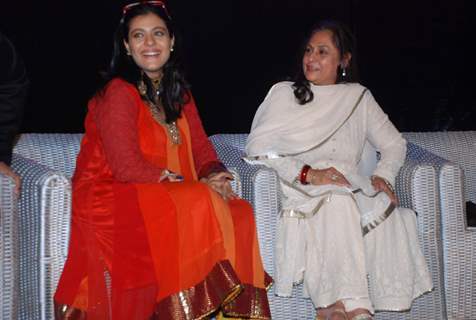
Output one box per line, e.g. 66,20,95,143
293,20,359,105
105,2,189,123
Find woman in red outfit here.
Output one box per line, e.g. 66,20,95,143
53,2,271,319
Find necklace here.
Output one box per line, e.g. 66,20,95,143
138,74,181,145
146,101,181,145
151,78,161,96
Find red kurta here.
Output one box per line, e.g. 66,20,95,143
54,78,271,319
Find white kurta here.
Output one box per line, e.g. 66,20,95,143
246,82,432,313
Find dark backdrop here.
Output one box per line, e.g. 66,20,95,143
1,0,475,135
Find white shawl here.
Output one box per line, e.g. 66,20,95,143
245,81,366,158
245,81,394,236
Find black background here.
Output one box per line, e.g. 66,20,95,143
1,0,475,135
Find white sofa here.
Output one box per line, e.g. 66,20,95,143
1,131,474,320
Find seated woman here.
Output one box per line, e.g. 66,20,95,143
245,20,432,320
53,2,271,319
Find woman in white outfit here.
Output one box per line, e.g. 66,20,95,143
245,20,432,320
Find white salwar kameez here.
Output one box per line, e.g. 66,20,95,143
245,82,432,313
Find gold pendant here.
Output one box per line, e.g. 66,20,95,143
146,102,181,145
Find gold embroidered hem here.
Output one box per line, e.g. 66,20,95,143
221,284,272,319
54,260,272,320
217,269,273,320
153,260,242,319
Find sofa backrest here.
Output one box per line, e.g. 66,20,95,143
404,131,476,203
21,131,468,191
209,133,248,152
210,133,379,176
13,133,83,179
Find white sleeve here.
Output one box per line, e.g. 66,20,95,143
365,91,407,186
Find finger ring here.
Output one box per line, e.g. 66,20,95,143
331,174,338,181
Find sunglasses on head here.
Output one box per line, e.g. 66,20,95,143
122,1,172,20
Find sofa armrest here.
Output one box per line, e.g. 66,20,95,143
382,142,452,319
210,135,280,276
0,172,18,320
11,153,72,320
412,143,476,319
396,142,453,208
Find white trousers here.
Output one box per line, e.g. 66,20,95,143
275,194,433,313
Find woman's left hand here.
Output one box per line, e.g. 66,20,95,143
0,161,21,197
201,171,238,201
371,175,398,205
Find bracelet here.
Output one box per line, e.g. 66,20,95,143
385,180,395,194
300,165,311,185
372,175,395,193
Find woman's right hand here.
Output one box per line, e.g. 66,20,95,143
200,171,238,201
159,169,184,182
307,167,351,187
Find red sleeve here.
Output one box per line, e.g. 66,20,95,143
183,95,226,179
93,79,164,183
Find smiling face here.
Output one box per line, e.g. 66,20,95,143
124,12,174,79
302,30,350,85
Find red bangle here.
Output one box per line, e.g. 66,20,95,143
300,165,311,185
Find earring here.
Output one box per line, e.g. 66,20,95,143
170,47,174,52
342,67,347,77
126,51,131,56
